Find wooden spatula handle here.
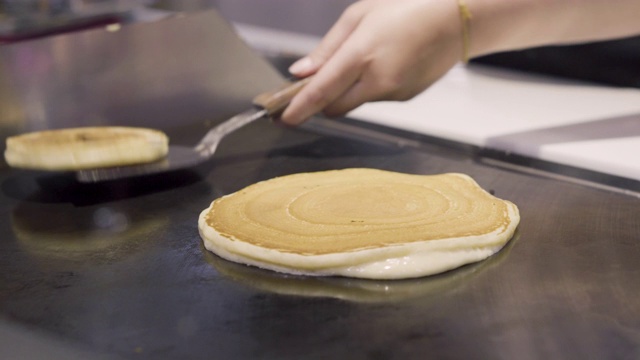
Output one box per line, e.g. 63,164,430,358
252,77,312,116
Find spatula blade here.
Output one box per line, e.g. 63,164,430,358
75,146,204,183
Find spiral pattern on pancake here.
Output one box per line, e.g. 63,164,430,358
206,169,513,255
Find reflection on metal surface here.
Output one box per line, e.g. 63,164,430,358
479,151,640,198
487,113,640,150
0,9,282,135
11,194,167,260
204,231,519,303
4,166,210,261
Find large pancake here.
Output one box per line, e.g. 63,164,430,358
5,126,168,170
199,168,520,279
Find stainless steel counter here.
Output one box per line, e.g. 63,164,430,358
1,9,639,360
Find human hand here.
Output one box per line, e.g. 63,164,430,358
280,0,464,125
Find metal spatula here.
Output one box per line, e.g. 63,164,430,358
76,77,310,183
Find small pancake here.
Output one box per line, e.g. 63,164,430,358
199,168,520,279
5,126,168,170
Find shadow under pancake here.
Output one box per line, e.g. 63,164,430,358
2,168,203,206
202,230,520,303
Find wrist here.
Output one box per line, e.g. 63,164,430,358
464,0,640,58
462,0,542,58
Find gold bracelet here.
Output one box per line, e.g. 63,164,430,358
457,0,473,63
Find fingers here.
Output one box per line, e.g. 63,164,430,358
281,0,452,125
282,3,381,125
320,73,416,118
288,1,370,78
281,54,363,125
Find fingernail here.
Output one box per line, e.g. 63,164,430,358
288,57,313,75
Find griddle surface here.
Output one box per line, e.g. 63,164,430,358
1,116,639,359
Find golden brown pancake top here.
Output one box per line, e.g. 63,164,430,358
205,169,512,255
7,127,159,149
